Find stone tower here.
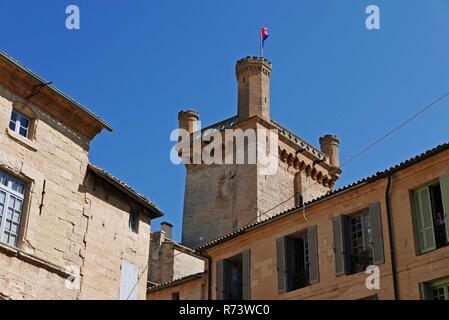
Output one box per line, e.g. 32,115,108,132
178,56,341,248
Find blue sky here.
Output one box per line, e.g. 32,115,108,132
1,1,449,242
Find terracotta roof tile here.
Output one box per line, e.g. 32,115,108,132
197,141,449,251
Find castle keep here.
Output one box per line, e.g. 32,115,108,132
178,57,341,248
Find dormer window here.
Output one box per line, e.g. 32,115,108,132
9,110,31,139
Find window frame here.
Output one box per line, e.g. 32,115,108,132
9,109,31,139
128,209,139,233
412,178,449,256
348,210,374,274
421,277,449,300
0,170,26,248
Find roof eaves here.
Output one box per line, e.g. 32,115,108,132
0,50,113,132
147,272,206,293
87,164,164,219
196,141,449,251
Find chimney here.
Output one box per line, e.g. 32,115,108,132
235,56,272,123
160,222,173,240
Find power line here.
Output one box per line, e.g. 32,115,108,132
242,89,449,229
340,89,449,167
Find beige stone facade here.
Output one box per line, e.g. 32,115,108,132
0,50,163,300
147,273,206,300
179,57,340,249
148,56,449,300
150,142,449,300
148,225,205,286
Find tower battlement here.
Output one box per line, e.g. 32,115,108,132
179,56,341,248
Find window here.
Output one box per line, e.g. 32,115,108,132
349,212,374,274
276,225,319,293
0,170,26,247
9,110,31,139
129,210,138,233
413,174,449,255
172,292,180,300
333,202,384,276
420,277,449,300
216,250,250,300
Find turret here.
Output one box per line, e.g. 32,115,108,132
235,56,272,123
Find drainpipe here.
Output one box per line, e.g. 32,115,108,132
200,252,212,300
385,173,399,300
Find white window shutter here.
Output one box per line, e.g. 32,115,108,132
119,259,139,300
439,174,449,243
414,187,436,254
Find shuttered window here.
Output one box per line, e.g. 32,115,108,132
333,203,384,276
276,226,320,293
439,174,449,244
216,250,251,300
413,175,449,255
420,277,449,300
0,170,26,247
119,259,139,300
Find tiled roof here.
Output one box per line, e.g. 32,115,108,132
197,141,449,251
147,272,206,293
87,164,164,218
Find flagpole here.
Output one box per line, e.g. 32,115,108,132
260,28,263,58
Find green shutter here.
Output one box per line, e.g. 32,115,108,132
414,187,436,254
419,282,433,300
242,250,251,300
439,174,449,243
307,226,320,284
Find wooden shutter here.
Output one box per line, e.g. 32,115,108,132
419,282,433,300
439,174,449,243
307,225,320,284
276,237,289,293
333,215,349,276
369,202,385,265
119,259,139,300
216,260,227,300
414,187,436,254
242,250,251,300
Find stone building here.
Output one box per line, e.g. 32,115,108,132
179,56,341,249
0,50,163,300
147,56,449,300
148,222,205,286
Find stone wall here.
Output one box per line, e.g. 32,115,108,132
0,84,90,299
188,147,449,300
0,82,153,300
80,173,152,300
173,249,205,281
